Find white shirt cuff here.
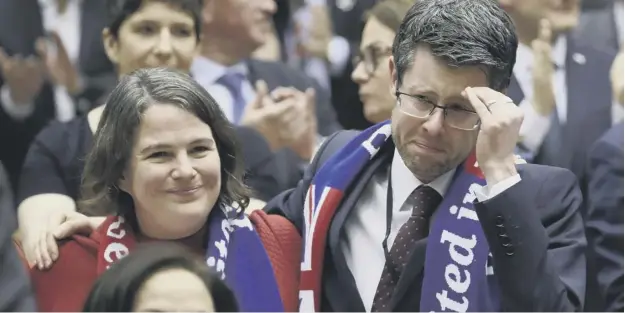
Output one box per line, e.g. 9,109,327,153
474,174,521,202
326,35,350,75
1,84,36,120
518,99,552,153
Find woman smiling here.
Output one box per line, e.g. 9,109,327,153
27,68,300,312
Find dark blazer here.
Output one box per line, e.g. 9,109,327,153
327,0,377,130
0,0,115,190
265,130,587,311
585,121,624,312
575,0,621,53
0,162,36,311
508,36,615,181
246,59,343,191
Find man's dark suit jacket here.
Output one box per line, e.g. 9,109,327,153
0,0,115,190
0,162,36,310
585,121,624,312
508,35,615,182
245,59,342,194
575,0,621,53
265,130,587,311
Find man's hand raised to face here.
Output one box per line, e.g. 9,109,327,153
463,86,525,187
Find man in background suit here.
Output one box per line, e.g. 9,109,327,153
0,0,115,190
500,0,616,181
194,0,342,192
0,161,36,310
266,0,586,311
585,51,624,312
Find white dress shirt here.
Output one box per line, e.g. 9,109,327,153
341,149,521,311
1,0,81,122
516,36,568,153
190,56,255,123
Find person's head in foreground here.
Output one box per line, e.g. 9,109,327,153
103,0,203,76
388,0,517,183
83,242,239,312
351,0,415,123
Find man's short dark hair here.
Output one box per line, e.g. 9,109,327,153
392,0,518,91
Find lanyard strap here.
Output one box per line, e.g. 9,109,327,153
382,169,401,282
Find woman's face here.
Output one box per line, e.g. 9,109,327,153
119,104,221,240
103,1,198,75
133,268,215,312
351,17,396,123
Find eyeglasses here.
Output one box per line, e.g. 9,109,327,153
352,45,392,76
395,91,480,130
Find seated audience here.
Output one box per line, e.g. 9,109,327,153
194,0,342,190
24,67,300,312
0,0,116,190
585,50,624,312
83,242,238,312
16,0,287,270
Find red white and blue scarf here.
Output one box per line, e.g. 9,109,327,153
298,121,502,312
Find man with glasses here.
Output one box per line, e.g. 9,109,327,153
266,0,586,311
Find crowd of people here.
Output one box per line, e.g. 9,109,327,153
0,0,622,312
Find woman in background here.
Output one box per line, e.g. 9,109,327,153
351,0,414,123
83,242,238,312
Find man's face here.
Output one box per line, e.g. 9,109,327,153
203,0,277,53
390,45,487,183
503,0,580,34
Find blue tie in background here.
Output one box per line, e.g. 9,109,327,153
217,72,246,124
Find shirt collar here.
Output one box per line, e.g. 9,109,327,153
390,149,455,213
515,35,567,73
190,55,249,85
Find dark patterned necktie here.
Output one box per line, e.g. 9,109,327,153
371,185,442,312
217,72,246,124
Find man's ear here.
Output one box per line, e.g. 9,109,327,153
389,55,398,96
102,28,120,65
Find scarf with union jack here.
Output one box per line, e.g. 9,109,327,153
299,121,518,312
